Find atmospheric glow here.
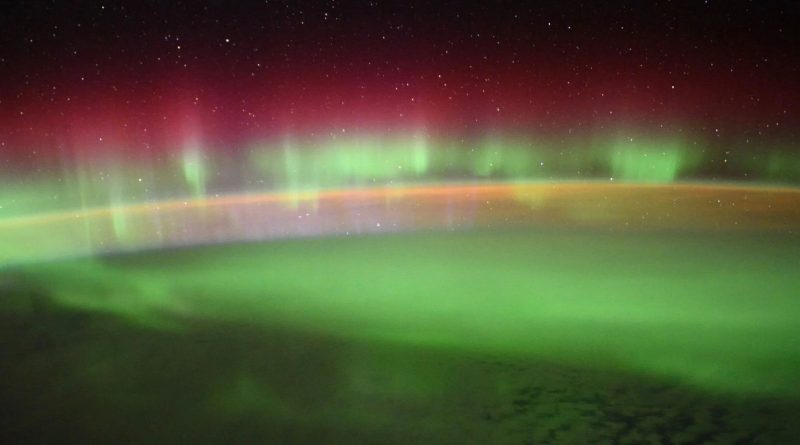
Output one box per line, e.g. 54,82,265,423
2,2,800,442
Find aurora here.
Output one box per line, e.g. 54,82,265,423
2,0,800,443
3,131,798,221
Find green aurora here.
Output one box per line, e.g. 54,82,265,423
1,132,798,219
3,228,800,442
11,229,798,396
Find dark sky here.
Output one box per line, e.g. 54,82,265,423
0,0,798,161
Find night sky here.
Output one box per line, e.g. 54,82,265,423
0,1,799,210
3,2,799,146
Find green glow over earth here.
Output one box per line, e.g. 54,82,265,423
13,229,799,396
1,176,799,442
3,221,800,442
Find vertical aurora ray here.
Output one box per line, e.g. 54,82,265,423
59,151,95,251
410,133,430,176
94,152,136,244
181,144,207,200
606,137,694,182
282,138,312,209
